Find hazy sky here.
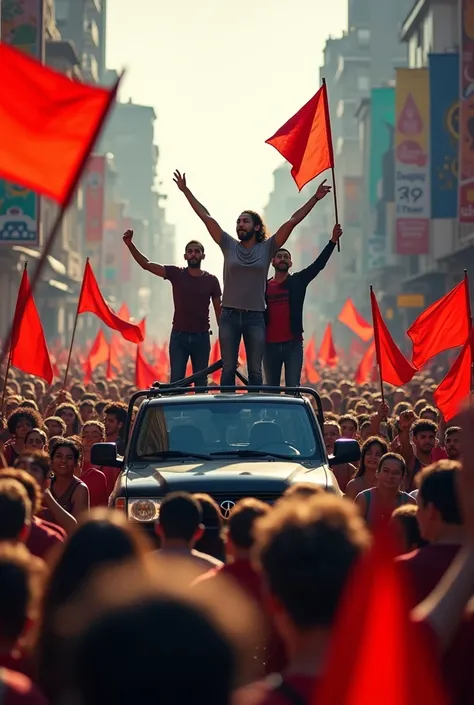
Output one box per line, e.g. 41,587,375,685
107,0,348,272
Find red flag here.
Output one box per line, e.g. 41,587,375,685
338,299,374,342
371,289,416,386
303,338,320,383
117,303,131,320
355,341,376,385
135,346,159,389
83,330,109,384
434,338,472,421
318,324,338,367
0,43,119,205
78,261,144,344
106,334,122,381
265,83,334,190
138,318,146,340
10,267,53,384
407,278,470,368
317,525,449,705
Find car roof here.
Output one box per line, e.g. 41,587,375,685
143,393,308,406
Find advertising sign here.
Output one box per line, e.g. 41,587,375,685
459,0,474,222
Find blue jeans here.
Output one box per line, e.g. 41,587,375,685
219,308,266,386
169,331,211,387
263,340,303,387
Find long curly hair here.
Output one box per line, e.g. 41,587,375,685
242,210,267,243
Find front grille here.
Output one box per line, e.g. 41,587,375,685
209,491,282,507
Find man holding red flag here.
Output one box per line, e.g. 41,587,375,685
123,230,221,386
173,170,331,386
263,224,342,386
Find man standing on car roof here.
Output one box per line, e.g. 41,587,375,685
263,224,342,387
123,230,221,386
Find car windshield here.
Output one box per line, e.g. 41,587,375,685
133,400,323,464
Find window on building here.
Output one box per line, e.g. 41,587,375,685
336,100,344,118
357,75,370,92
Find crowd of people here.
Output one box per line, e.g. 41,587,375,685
0,361,472,704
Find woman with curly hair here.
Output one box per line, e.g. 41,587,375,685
3,408,44,465
172,170,332,386
345,436,389,500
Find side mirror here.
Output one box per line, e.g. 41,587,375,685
328,438,361,467
91,442,123,468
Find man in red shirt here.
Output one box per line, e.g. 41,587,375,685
263,225,341,387
124,230,222,386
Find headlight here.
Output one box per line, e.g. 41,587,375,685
128,498,162,522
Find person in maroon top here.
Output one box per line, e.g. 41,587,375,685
396,459,464,606
0,544,48,704
195,498,286,674
263,225,342,387
3,409,44,467
124,229,222,386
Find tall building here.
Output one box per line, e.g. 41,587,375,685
54,0,107,82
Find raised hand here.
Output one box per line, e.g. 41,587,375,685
331,224,343,244
315,179,332,201
123,229,134,246
173,170,187,191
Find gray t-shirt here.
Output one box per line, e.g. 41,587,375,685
219,230,277,311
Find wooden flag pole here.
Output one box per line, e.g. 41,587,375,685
369,285,385,405
322,77,340,253
464,269,473,399
62,258,89,391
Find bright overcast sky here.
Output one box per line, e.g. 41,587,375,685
107,0,348,273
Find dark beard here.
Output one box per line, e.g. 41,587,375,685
237,229,255,242
187,260,201,269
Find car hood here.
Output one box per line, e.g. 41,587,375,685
124,458,329,494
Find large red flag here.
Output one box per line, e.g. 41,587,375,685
0,42,119,205
338,299,374,342
407,278,470,368
434,338,472,421
371,290,416,386
78,261,144,344
316,526,449,705
83,330,109,384
135,346,159,389
318,324,338,367
355,341,376,385
265,83,334,191
10,267,53,384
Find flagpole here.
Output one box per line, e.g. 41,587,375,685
0,262,28,418
62,258,89,391
463,270,473,399
322,78,340,253
369,286,385,405
0,74,123,373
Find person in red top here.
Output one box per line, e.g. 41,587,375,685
396,459,464,606
263,225,341,387
124,230,222,386
80,422,109,507
195,498,286,675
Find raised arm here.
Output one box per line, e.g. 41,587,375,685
273,179,332,249
123,230,165,277
173,170,223,245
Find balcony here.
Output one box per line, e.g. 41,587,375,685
83,19,100,48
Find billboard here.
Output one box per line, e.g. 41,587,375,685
370,87,395,207
429,54,459,219
395,68,430,255
0,0,43,246
459,0,474,222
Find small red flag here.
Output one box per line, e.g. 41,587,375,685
371,290,416,387
0,42,118,205
318,324,338,368
303,338,320,383
434,338,472,421
138,318,146,340
355,341,376,385
316,525,449,705
135,346,159,389
83,330,109,384
407,278,470,368
106,334,122,380
265,84,334,191
117,303,131,320
78,261,144,344
338,299,374,342
10,267,53,384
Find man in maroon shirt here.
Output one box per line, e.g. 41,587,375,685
396,459,464,606
123,229,221,386
263,225,341,387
